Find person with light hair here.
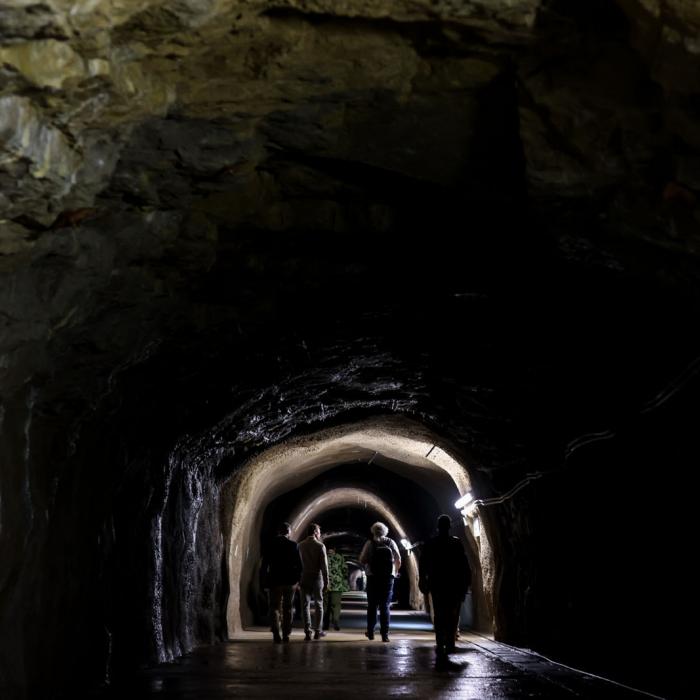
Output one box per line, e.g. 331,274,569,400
359,521,401,642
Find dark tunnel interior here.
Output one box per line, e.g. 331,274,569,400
1,2,699,699
258,460,462,616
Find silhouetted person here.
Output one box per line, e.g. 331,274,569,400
419,514,471,657
359,521,401,642
298,522,329,640
259,521,302,643
323,546,349,631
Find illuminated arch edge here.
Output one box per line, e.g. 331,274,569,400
225,415,484,634
289,486,422,609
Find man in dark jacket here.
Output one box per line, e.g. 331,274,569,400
260,521,303,643
419,514,471,657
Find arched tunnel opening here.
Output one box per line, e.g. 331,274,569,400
1,2,699,699
223,419,491,635
273,486,423,615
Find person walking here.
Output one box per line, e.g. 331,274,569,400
298,522,329,641
259,521,302,643
418,514,471,658
323,546,349,631
359,522,401,642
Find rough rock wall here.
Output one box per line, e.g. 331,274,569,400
1,1,699,698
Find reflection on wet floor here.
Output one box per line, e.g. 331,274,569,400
96,631,658,699
90,591,656,699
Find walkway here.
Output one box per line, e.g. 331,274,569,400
95,593,661,699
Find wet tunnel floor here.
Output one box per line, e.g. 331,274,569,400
93,631,656,699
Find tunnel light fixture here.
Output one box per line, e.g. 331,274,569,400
472,517,481,537
454,492,474,510
461,502,478,518
400,538,416,555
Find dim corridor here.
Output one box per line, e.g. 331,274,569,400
90,593,661,700
92,631,660,699
323,590,434,632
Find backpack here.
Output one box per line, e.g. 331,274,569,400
370,539,394,578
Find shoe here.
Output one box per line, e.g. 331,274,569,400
282,635,290,643
304,630,312,641
333,623,340,631
381,634,390,643
314,630,326,640
365,631,374,640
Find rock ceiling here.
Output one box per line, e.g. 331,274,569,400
1,6,699,695
1,0,699,410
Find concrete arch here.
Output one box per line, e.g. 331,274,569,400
225,415,493,634
288,486,422,609
317,530,366,546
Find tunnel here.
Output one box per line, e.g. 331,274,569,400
0,1,698,699
227,419,490,632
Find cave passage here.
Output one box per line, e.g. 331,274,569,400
224,419,491,636
1,2,698,699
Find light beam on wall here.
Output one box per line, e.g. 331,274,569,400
454,492,473,509
472,517,481,537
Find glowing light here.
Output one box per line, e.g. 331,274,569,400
454,492,473,509
400,538,411,549
462,501,478,518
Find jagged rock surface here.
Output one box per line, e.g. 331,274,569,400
1,2,698,698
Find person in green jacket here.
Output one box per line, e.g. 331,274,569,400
323,546,349,631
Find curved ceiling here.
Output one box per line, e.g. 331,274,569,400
2,4,699,698
289,488,412,542
225,416,488,632
287,485,422,609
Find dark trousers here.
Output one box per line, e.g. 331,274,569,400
366,576,394,635
269,585,295,639
430,593,461,651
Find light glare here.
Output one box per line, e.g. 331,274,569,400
454,492,473,509
472,517,481,537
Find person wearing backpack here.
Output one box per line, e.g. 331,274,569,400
359,521,401,642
